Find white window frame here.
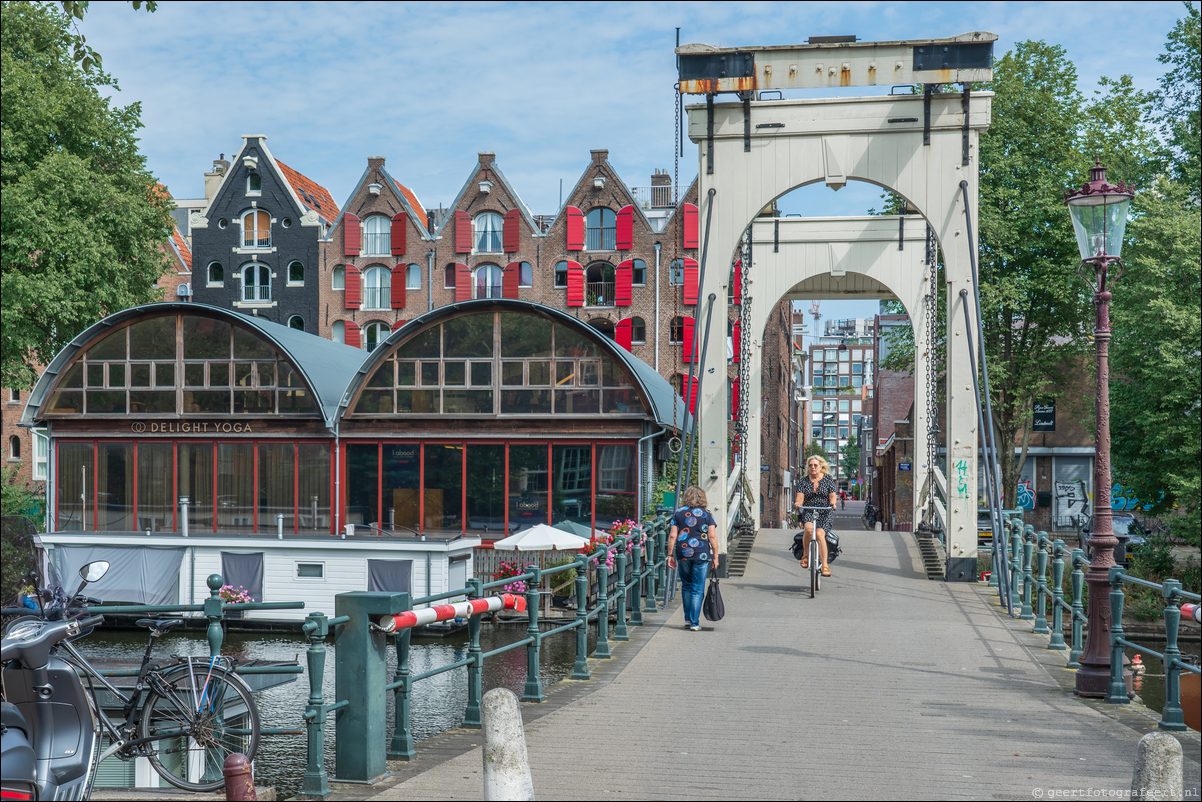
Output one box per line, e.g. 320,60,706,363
33,429,48,480
240,209,271,249
287,260,305,287
8,435,20,461
406,264,421,290
333,320,345,344
362,215,391,256
518,262,533,288
295,561,326,581
8,388,19,403
631,259,647,286
473,265,503,299
630,316,647,344
362,266,391,310
598,446,629,491
332,266,345,290
288,315,305,331
473,212,504,254
363,321,389,352
246,173,262,196
207,261,224,287
241,264,271,302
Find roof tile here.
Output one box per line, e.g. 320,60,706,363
276,160,340,222
394,180,427,225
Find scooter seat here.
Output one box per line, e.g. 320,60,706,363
1,701,29,735
135,618,183,634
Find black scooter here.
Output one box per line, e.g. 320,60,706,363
1,560,109,801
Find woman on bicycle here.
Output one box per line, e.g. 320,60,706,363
794,456,837,577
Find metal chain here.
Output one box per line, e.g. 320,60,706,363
925,224,939,526
669,82,682,494
735,231,752,519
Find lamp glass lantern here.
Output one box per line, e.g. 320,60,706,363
1064,161,1133,261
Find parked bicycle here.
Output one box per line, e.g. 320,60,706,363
862,502,880,530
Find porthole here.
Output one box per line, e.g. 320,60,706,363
218,218,229,229
282,218,293,228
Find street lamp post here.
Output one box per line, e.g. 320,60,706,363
1063,159,1135,697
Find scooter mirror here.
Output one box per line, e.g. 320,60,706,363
79,561,110,583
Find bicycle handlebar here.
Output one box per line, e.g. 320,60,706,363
795,505,836,511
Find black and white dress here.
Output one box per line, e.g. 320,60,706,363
797,474,837,533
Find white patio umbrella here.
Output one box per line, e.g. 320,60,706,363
492,524,589,552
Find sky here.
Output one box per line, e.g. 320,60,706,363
76,0,1192,326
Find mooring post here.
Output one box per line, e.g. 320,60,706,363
1049,540,1067,651
388,592,416,759
613,536,630,642
300,612,331,799
571,558,590,680
521,568,544,703
481,689,535,801
463,577,484,728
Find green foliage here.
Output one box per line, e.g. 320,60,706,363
57,1,156,72
803,441,829,461
842,433,860,480
1155,2,1201,193
652,454,697,509
1,1,175,389
1,466,43,523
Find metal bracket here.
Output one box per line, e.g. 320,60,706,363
773,218,779,253
923,83,933,146
742,93,752,152
961,83,971,166
706,93,715,175
898,214,905,251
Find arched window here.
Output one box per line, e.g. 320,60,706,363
631,258,647,285
473,212,503,253
589,318,615,340
406,264,422,290
518,262,533,287
444,264,456,289
630,316,646,343
669,258,685,285
242,264,271,301
586,208,616,251
332,266,345,290
288,315,305,331
585,262,614,307
241,209,271,248
207,261,224,286
333,320,345,344
473,265,503,299
362,215,391,256
363,321,389,352
363,266,391,310
554,261,569,288
669,316,686,343
288,260,304,285
9,435,19,460
247,173,262,194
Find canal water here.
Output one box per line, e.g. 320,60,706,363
1123,637,1201,717
80,621,598,798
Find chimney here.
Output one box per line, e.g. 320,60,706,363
367,156,386,172
590,149,608,165
651,168,671,187
478,152,496,165
204,153,230,202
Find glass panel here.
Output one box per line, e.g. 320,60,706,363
61,363,84,389
603,388,644,414
397,328,439,358
367,360,393,388
97,442,133,531
233,326,275,359
257,362,275,387
397,389,438,413
556,361,575,386
183,390,229,414
444,362,466,386
508,445,548,528
209,362,230,386
355,390,394,414
443,314,493,358
382,443,419,531
129,391,174,414
87,364,103,387
528,361,550,385
46,391,82,414
259,443,294,534
155,363,175,387
89,329,126,360
137,443,173,532
551,445,591,526
178,442,213,533
87,390,125,414
57,442,94,530
235,362,253,387
128,317,175,360
108,364,126,388
466,444,505,533
298,443,330,533
554,323,600,358
216,443,255,533
131,364,151,387
501,362,523,386
501,388,551,414
471,362,492,387
183,317,231,360
234,390,274,414
556,389,599,414
444,389,493,414
423,444,463,531
596,444,636,528
184,364,204,386
601,358,632,387
500,313,552,357
397,362,416,386
578,361,599,386
346,443,379,526
278,387,317,413
420,362,439,386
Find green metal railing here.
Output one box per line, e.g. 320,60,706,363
296,514,672,799
1106,567,1201,731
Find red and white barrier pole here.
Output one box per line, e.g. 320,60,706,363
376,594,526,633
1182,603,1200,624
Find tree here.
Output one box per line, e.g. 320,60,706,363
803,441,830,462
1155,2,1200,194
1,1,175,389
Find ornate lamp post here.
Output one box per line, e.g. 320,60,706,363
1064,159,1135,697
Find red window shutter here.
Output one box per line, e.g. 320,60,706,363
455,210,472,254
682,376,698,414
391,212,407,255
565,206,584,251
503,261,520,299
731,259,742,302
391,320,407,332
615,319,633,352
503,209,520,253
682,203,699,249
615,205,634,250
344,321,362,349
344,213,361,256
683,258,700,305
391,265,406,308
731,378,740,419
615,259,633,306
565,261,584,306
682,316,695,362
731,321,741,362
454,263,471,302
344,265,362,309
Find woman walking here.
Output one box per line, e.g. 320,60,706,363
794,456,838,577
667,485,719,631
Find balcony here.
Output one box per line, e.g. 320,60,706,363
585,281,615,308
586,227,616,252
629,185,674,209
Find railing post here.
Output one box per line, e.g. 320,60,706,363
1049,539,1067,651
521,568,545,703
629,528,645,627
334,591,405,783
388,592,415,760
595,544,612,659
1019,526,1035,620
1009,523,1023,613
300,612,331,799
658,519,670,606
988,536,999,588
613,536,630,642
571,558,590,680
1158,579,1186,731
644,518,661,613
204,573,225,658
1069,548,1086,668
463,577,484,728
1033,534,1049,635
1106,566,1130,704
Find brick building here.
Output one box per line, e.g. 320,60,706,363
806,327,875,488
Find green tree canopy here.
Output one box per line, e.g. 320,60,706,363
1,0,174,389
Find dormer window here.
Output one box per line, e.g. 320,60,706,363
473,212,503,253
362,215,391,256
247,173,262,195
241,210,271,248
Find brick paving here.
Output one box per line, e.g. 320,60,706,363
368,524,1200,801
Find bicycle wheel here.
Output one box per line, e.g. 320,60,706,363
139,662,260,792
809,539,819,598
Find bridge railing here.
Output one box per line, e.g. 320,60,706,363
999,521,1088,666
296,513,672,798
1106,568,1201,731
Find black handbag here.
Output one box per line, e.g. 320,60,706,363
703,575,725,621
825,531,842,563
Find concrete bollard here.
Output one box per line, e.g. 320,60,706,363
481,688,534,801
223,753,257,801
1130,731,1183,801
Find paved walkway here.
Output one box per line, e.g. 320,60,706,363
369,523,1199,801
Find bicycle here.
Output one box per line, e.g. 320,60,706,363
794,505,836,598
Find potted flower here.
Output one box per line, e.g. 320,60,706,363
492,561,534,596
219,585,251,619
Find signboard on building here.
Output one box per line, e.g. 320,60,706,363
1033,400,1056,432
899,462,911,471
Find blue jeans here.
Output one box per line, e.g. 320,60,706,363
678,559,710,626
